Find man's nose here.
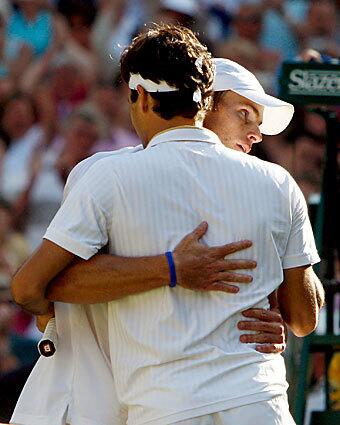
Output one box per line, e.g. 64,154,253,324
247,127,262,144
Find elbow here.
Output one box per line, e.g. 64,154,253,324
290,322,317,337
289,310,319,337
11,274,41,308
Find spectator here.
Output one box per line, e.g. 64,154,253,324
155,0,222,52
261,0,300,59
52,10,98,82
291,132,324,198
298,0,340,57
217,2,281,92
91,0,146,81
0,198,29,293
19,50,94,123
0,93,44,207
48,55,92,120
65,5,96,50
0,93,63,251
90,81,140,152
0,196,38,420
200,1,234,42
0,197,36,387
19,11,98,104
4,0,53,61
157,0,199,27
55,107,107,181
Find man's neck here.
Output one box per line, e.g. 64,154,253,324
143,116,204,147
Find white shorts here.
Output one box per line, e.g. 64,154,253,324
173,395,296,425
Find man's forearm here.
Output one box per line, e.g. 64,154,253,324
46,224,256,304
46,254,169,303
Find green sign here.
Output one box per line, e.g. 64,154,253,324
279,62,340,105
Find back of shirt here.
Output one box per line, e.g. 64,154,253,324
45,127,319,425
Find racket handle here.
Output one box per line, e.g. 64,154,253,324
37,317,58,357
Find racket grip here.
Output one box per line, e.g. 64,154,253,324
37,317,58,357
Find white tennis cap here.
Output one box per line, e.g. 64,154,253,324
213,58,294,135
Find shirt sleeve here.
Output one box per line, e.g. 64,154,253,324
44,159,115,260
282,175,320,269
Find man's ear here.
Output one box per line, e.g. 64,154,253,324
137,85,149,112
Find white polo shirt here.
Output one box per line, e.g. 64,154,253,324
42,126,319,425
11,146,143,425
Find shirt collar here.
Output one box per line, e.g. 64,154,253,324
147,126,222,148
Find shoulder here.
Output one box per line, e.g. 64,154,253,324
228,153,298,202
246,154,292,183
66,146,143,190
221,147,291,184
251,158,305,207
65,145,143,195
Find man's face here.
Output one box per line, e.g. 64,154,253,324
204,91,263,154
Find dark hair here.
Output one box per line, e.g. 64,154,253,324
120,24,214,120
211,91,226,111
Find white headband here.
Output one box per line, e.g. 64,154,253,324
129,73,179,92
128,73,202,102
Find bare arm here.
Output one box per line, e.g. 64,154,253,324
12,240,169,314
11,239,75,315
278,265,324,337
46,222,256,303
46,253,169,303
12,223,256,315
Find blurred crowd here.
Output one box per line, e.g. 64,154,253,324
0,0,339,421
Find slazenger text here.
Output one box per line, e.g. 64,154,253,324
288,69,340,94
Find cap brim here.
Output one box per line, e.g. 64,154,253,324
233,89,294,136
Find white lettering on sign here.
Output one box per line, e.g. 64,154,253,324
288,69,340,95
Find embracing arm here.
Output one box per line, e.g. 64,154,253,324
46,252,169,303
11,240,170,314
12,223,256,314
46,222,256,303
277,265,324,337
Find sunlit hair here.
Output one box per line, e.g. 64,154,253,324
120,23,214,120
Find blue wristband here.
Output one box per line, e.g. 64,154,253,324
165,251,177,287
